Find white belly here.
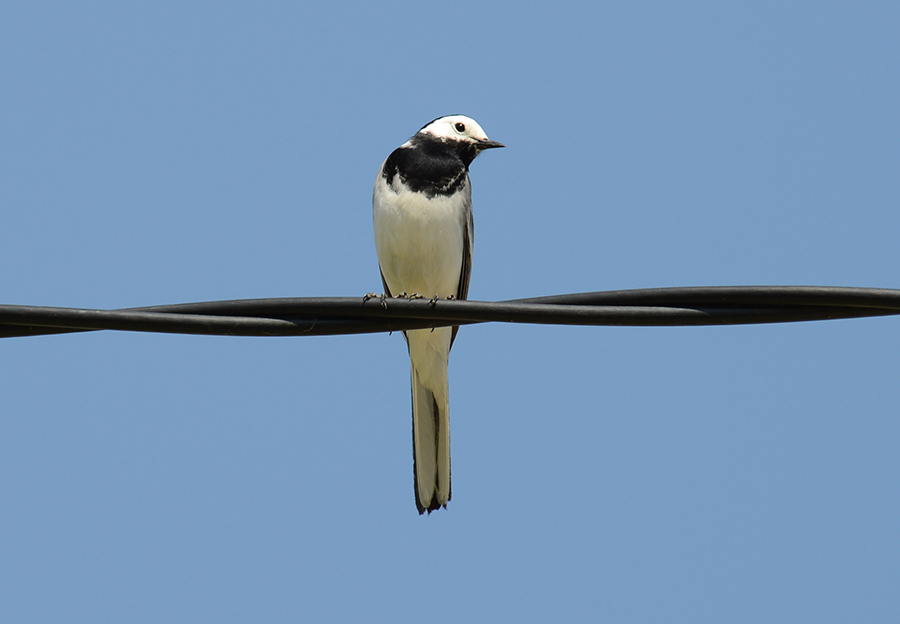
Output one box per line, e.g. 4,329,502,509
373,173,469,298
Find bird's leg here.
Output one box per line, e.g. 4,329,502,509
363,292,389,308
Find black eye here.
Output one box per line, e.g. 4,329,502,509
454,122,466,133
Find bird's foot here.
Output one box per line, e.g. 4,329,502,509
363,292,389,307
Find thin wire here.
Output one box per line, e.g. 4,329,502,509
2,286,898,340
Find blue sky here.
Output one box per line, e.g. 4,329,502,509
2,2,899,622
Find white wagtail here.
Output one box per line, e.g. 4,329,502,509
373,115,504,514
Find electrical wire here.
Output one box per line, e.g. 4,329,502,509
1,286,898,340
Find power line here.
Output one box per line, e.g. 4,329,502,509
2,286,898,340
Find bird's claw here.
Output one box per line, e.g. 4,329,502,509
364,292,390,308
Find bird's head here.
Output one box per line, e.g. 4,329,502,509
417,115,505,152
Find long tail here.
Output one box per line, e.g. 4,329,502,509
407,327,452,514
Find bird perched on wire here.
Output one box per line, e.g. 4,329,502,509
373,115,504,514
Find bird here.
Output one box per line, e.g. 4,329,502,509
372,115,504,514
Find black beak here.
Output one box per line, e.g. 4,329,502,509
476,139,505,150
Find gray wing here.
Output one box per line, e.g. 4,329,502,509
450,194,474,348
379,269,393,299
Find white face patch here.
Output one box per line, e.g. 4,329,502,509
419,115,491,143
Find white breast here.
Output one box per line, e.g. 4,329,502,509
373,166,470,298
